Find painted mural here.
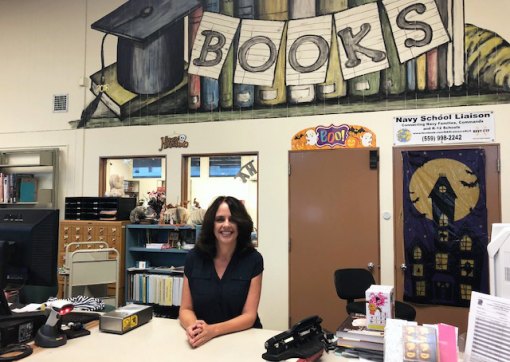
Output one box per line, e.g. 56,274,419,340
78,0,510,128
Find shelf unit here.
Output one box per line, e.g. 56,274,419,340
125,224,195,317
0,148,59,208
57,220,129,305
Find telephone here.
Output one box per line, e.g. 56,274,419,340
262,315,331,361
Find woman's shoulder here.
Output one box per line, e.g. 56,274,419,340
239,247,263,263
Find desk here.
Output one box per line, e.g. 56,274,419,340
25,318,345,362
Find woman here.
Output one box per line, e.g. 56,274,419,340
179,196,263,348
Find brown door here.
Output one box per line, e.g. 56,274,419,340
393,144,501,334
289,148,380,332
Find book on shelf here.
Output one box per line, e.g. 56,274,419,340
336,314,384,344
0,173,4,203
145,243,163,249
18,175,37,202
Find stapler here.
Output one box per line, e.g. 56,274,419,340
262,315,332,361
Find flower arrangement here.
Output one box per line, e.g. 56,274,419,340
367,292,387,315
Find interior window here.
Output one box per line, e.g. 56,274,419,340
182,153,258,243
100,156,166,204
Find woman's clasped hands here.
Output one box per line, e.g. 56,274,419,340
186,320,217,348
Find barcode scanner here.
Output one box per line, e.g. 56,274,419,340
34,300,74,348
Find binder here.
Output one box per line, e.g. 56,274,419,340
317,0,348,100
255,0,288,106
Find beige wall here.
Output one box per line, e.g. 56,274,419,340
1,0,510,330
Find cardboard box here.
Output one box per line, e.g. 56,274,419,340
365,285,394,331
100,304,153,334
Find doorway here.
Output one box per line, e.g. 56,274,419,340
289,148,380,332
393,144,501,334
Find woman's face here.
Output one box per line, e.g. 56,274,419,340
214,202,239,247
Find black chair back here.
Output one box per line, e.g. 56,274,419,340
334,268,375,304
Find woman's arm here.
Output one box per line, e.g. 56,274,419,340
186,273,263,348
179,276,198,329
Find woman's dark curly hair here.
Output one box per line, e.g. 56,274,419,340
196,196,254,258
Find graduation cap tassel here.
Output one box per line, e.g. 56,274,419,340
77,33,109,129
77,92,103,128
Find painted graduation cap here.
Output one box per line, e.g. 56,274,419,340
92,0,201,95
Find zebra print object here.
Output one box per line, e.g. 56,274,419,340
47,296,105,311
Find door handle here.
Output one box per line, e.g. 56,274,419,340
400,263,407,271
367,262,375,271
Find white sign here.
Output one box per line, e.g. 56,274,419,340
393,111,495,145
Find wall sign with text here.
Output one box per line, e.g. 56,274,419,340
393,111,495,145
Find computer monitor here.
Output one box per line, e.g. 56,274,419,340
0,208,59,316
487,223,510,299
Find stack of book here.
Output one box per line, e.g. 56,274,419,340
335,314,384,360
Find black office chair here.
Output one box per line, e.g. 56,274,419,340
334,268,416,321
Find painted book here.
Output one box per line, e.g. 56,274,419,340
90,63,187,119
379,1,406,95
255,0,288,106
347,0,381,97
426,48,438,91
287,0,316,104
220,0,235,109
201,0,220,111
416,54,427,91
317,0,348,100
188,6,204,110
233,0,256,108
436,0,449,89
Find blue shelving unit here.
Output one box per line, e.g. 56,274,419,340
125,224,196,315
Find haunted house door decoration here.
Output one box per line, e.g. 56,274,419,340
402,149,488,307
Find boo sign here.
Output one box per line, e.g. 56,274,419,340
188,0,451,87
